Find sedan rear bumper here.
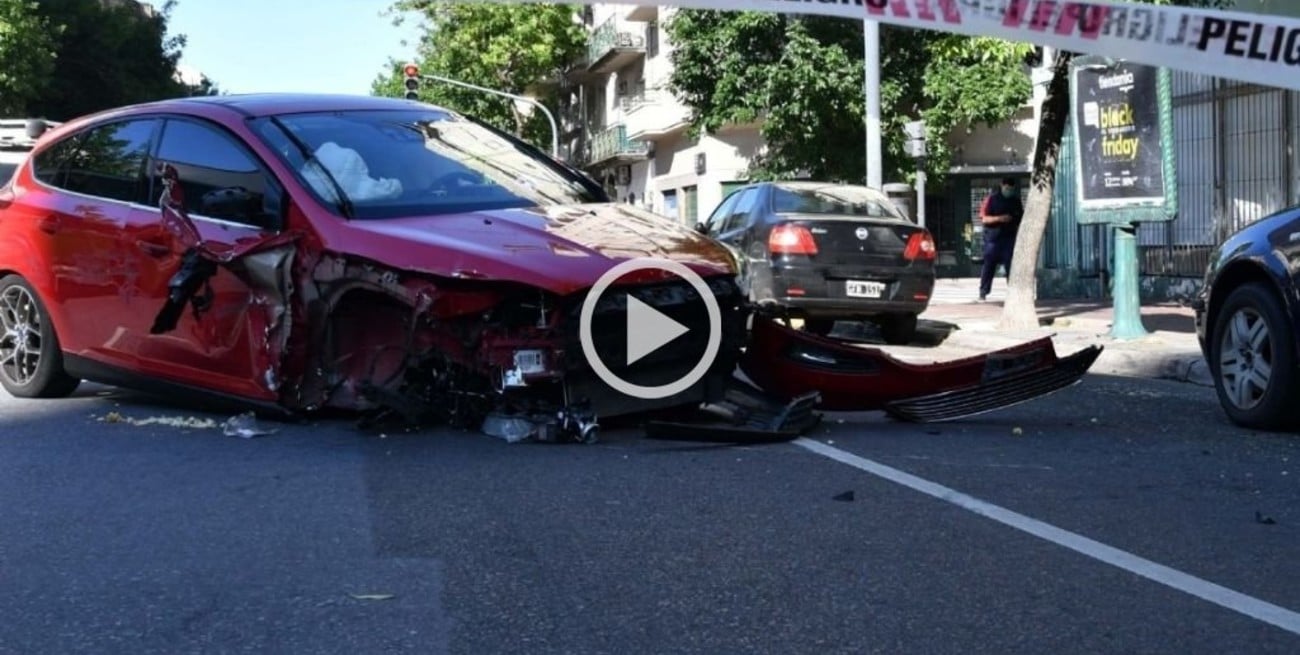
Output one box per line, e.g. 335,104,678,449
768,264,934,318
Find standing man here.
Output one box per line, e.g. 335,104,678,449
978,177,1024,302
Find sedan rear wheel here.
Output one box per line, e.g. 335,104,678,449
1211,282,1299,431
0,275,80,398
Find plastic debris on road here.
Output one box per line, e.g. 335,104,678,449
222,411,278,438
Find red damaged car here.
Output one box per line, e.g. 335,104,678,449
0,94,1100,442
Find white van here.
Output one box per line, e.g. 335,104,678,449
0,119,58,183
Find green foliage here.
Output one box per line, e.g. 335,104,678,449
1,0,205,120
0,0,62,116
31,0,185,119
919,36,1035,181
371,1,586,149
666,11,1033,185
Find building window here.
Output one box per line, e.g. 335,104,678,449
662,189,678,221
682,185,698,226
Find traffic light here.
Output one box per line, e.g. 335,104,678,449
402,63,421,101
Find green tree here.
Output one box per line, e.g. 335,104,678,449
23,0,193,120
998,0,1233,330
665,12,1035,186
371,1,586,150
0,0,61,116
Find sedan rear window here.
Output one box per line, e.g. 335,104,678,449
253,109,605,220
773,185,905,220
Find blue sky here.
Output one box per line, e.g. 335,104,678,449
165,0,424,95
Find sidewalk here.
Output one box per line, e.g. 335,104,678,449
914,278,1213,388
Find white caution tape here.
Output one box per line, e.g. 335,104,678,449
458,0,1300,91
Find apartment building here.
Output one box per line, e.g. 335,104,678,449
546,4,764,227
537,4,1054,272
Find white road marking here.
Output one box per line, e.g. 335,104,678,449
796,437,1300,636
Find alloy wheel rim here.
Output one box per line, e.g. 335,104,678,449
1218,307,1273,410
0,286,43,387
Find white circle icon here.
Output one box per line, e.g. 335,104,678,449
579,258,723,400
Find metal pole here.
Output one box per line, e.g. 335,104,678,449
1110,223,1150,339
915,167,927,229
420,73,560,159
864,20,882,189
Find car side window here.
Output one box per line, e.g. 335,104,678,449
721,189,758,233
704,190,741,233
40,119,156,203
153,118,282,229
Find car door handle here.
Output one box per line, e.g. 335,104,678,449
136,239,172,257
38,215,61,234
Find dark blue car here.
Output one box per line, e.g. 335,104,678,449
1193,205,1300,430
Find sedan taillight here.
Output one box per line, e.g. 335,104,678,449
768,224,819,255
903,230,936,261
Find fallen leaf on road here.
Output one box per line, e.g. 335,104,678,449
1012,427,1024,436
349,593,396,601
1255,511,1277,525
832,491,855,502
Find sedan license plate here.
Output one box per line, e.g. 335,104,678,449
845,280,886,298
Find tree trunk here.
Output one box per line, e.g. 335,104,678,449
998,51,1075,331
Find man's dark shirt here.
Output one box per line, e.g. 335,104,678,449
983,191,1024,248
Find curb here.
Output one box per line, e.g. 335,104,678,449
936,327,1214,388
1089,348,1214,388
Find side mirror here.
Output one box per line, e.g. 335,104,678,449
695,222,709,235
200,186,258,221
24,119,48,140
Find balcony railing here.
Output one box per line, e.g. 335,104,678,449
587,18,645,72
617,88,650,113
587,124,649,165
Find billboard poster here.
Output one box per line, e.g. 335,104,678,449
1072,60,1165,208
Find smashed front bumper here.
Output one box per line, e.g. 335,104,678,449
737,317,1104,423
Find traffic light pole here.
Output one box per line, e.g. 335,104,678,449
417,72,560,161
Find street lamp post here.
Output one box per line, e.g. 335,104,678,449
416,71,561,160
863,19,882,189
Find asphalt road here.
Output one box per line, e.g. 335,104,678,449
1,373,1297,655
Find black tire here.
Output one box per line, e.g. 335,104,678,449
802,318,837,336
877,313,919,345
0,275,81,399
1210,282,1300,431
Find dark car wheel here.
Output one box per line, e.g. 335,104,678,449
877,313,918,345
0,275,81,399
1210,282,1300,431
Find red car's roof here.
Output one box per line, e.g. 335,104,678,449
166,93,444,118
49,94,448,131
35,94,454,150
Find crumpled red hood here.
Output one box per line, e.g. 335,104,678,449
331,203,739,295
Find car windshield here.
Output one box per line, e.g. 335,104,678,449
252,108,605,220
773,185,904,219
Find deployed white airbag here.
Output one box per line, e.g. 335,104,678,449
302,141,403,202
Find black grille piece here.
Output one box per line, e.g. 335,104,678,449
883,345,1103,423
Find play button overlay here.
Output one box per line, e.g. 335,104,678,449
579,258,722,400
626,295,690,365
